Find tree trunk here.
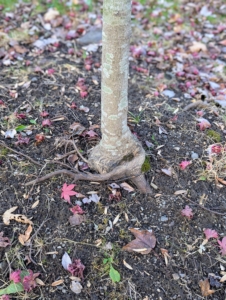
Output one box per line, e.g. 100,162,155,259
89,0,151,193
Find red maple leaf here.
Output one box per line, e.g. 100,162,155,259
61,183,77,203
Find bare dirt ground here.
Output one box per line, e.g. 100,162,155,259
0,0,226,299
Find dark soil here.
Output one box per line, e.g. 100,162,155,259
0,0,226,299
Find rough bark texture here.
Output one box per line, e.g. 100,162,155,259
88,0,150,193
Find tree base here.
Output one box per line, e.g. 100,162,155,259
25,137,151,194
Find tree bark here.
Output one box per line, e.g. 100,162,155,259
89,0,151,193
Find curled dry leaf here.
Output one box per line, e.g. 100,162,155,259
69,122,86,135
123,228,156,255
123,260,133,270
3,206,33,225
18,224,33,245
199,279,215,296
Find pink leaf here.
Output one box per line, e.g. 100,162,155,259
80,91,88,98
46,68,55,75
181,205,193,219
10,270,21,283
218,237,226,256
42,119,52,127
15,134,30,146
68,259,85,279
85,130,98,137
197,118,211,130
70,205,85,215
62,252,72,270
1,295,10,300
204,229,218,240
0,232,10,248
61,183,77,203
22,270,40,292
179,161,191,170
40,111,49,117
15,113,26,119
211,144,223,154
196,110,204,117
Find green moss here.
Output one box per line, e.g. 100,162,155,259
141,156,151,172
0,147,9,156
206,130,221,142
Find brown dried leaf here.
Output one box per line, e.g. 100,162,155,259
67,154,78,164
123,228,156,255
69,214,86,226
36,278,45,286
18,224,33,245
51,279,64,286
31,200,39,209
199,279,215,296
189,41,207,53
120,182,134,192
69,122,86,135
3,206,33,225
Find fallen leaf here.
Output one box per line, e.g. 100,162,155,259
61,183,77,203
51,279,64,286
5,129,17,139
36,278,45,286
174,190,187,195
31,200,39,209
0,232,10,247
218,237,226,256
181,205,193,219
161,168,172,176
3,206,33,225
120,182,134,192
123,228,156,255
199,279,215,296
179,161,191,170
18,224,33,245
197,118,211,130
44,8,59,21
203,229,218,240
67,154,78,164
123,260,133,270
189,41,207,53
69,123,86,135
62,252,72,270
69,214,86,226
70,281,83,294
113,214,120,225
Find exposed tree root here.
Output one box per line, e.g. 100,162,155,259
25,150,151,193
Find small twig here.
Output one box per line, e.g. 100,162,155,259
5,252,12,274
29,218,50,265
0,141,42,166
70,140,89,164
183,196,226,215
